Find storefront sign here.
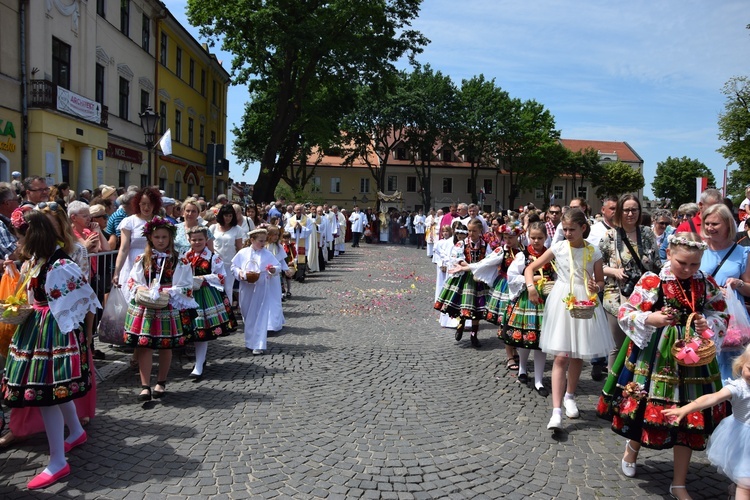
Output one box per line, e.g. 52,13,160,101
0,119,16,152
57,87,101,124
106,143,142,163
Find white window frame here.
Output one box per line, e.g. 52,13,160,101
553,185,564,201
311,176,321,193
442,177,453,194
577,185,588,200
360,177,370,194
330,177,341,193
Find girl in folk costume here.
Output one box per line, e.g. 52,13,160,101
432,223,460,329
525,208,613,432
281,231,296,298
185,226,237,380
231,228,280,355
503,222,555,396
485,222,525,370
123,217,198,401
2,212,100,489
435,218,493,348
265,225,292,331
597,233,730,500
483,216,503,252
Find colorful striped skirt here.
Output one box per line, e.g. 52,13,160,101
3,304,90,408
596,327,728,451
484,277,510,325
124,301,196,350
434,272,487,320
501,291,544,350
189,284,237,342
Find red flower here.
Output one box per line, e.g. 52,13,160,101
596,397,609,415
641,301,653,312
686,411,705,429
629,292,643,305
642,428,667,447
619,396,638,416
161,339,171,347
67,280,77,291
50,288,62,299
512,330,522,341
526,332,537,342
200,261,210,269
644,403,664,425
641,275,660,290
612,415,624,430
712,299,727,312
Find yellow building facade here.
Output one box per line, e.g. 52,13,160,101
0,0,22,182
155,12,230,200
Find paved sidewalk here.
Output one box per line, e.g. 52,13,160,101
0,243,731,498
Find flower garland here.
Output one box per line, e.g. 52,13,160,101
667,234,707,250
143,216,176,236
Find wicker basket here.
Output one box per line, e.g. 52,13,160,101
569,303,596,319
135,289,169,309
671,313,716,367
246,271,260,284
0,303,33,325
542,281,555,296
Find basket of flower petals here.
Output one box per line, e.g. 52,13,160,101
671,313,716,367
563,293,597,319
0,295,32,325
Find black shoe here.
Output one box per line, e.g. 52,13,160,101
591,364,606,381
153,381,167,399
93,349,106,360
535,385,550,397
470,334,481,348
138,385,152,402
518,373,529,384
455,326,464,341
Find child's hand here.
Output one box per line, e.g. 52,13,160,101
661,406,687,423
646,311,673,328
693,314,708,334
528,286,542,305
587,280,599,294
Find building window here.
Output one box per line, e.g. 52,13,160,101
120,0,130,36
160,33,167,65
210,130,216,144
159,101,167,136
118,77,129,120
140,90,149,113
360,178,370,194
141,173,148,186
483,178,493,195
199,124,205,152
406,176,417,192
442,177,453,194
200,70,206,96
535,188,544,200
176,48,182,78
311,176,321,193
96,0,105,18
95,64,105,105
188,118,194,148
212,80,217,105
466,178,474,194
142,14,150,52
441,149,452,162
175,179,181,199
553,185,564,201
396,148,406,160
52,37,71,90
189,59,195,87
175,110,181,142
119,170,128,188
577,185,588,200
330,177,341,193
158,177,166,191
387,175,398,191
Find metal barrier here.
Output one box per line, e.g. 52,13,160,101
89,250,118,326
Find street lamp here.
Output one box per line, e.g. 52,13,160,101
139,106,160,187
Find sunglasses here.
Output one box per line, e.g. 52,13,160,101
655,221,669,226
549,210,561,215
36,201,61,212
27,187,50,192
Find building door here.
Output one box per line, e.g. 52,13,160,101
61,159,71,184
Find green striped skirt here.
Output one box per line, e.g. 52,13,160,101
189,284,237,341
434,272,487,319
501,291,544,350
124,300,196,350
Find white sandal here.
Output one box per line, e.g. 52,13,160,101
620,440,638,477
669,484,692,500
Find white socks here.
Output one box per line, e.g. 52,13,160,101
552,407,562,417
518,348,547,389
192,341,208,376
518,348,530,375
60,400,84,445
39,406,68,474
564,392,575,401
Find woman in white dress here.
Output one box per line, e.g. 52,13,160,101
231,228,279,355
433,224,459,328
112,187,159,288
265,225,291,332
209,204,245,298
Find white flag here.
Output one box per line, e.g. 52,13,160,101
158,129,172,156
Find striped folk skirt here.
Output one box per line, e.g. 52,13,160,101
189,284,237,342
434,271,487,320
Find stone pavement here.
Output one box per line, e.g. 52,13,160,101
0,243,732,499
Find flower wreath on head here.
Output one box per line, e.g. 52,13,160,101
499,223,523,236
11,206,32,231
667,233,707,250
143,216,176,236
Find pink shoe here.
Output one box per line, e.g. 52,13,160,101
64,431,87,453
27,463,70,489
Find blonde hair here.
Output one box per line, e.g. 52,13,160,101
38,205,77,255
732,344,750,378
701,203,736,241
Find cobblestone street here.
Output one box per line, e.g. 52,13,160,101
0,243,732,499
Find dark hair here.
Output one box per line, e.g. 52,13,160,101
526,212,541,224
22,176,46,192
218,204,238,228
561,208,590,238
21,211,58,261
528,221,546,236
131,187,162,215
613,194,642,227
601,196,618,205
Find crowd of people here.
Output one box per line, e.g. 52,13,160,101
0,175,749,497
431,191,750,500
0,177,362,490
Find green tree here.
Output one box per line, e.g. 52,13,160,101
525,141,570,209
187,0,428,203
652,156,716,209
718,76,750,201
402,65,457,209
495,99,560,209
452,75,509,205
568,147,604,193
594,161,645,198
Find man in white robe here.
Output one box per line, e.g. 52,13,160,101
284,204,313,281
333,206,346,255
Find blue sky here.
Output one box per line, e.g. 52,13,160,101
165,0,750,198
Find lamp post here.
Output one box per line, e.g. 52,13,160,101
139,106,160,187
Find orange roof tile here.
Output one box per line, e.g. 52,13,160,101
560,139,643,163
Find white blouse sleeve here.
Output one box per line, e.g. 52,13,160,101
46,259,101,334
506,251,528,298
469,246,504,285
